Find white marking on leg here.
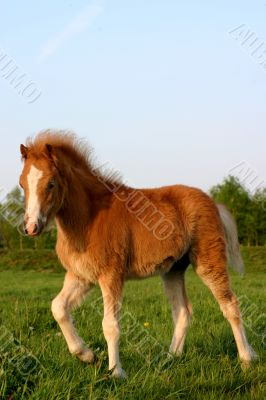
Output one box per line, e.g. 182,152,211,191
26,165,43,225
163,273,191,355
51,272,95,362
100,290,126,378
170,306,190,354
102,313,121,370
221,301,258,363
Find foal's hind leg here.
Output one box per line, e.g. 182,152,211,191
51,271,95,363
162,268,192,355
193,252,257,365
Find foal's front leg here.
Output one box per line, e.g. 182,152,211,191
51,271,95,362
98,273,126,378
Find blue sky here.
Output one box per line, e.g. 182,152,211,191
1,0,266,194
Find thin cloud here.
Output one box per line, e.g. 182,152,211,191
37,3,103,62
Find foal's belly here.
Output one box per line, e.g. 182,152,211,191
126,256,176,280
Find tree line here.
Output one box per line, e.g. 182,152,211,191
210,176,266,246
0,175,265,250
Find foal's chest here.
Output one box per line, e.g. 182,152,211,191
56,245,98,283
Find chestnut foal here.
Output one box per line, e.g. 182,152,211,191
19,131,257,378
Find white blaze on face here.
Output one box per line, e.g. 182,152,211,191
26,165,43,227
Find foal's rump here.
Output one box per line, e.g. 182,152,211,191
171,201,243,276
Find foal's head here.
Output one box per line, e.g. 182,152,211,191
19,143,63,236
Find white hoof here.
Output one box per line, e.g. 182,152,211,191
111,366,127,379
168,346,183,357
240,347,259,368
77,348,95,363
250,348,259,360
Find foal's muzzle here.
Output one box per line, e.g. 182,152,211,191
24,218,44,236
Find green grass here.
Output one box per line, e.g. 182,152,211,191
0,249,265,399
0,249,61,273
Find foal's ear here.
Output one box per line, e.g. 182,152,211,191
45,144,59,167
20,144,28,160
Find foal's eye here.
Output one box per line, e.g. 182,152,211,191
47,180,55,191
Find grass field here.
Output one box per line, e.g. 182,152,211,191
0,249,265,399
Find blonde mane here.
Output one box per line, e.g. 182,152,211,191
26,130,124,189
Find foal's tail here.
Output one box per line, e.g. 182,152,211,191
217,204,244,275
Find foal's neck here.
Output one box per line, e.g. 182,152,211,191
56,168,112,252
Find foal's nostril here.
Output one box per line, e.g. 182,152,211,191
24,221,28,235
24,222,38,236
